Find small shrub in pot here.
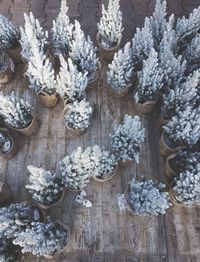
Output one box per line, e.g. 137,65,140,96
0,129,17,159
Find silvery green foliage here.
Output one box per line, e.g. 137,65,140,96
59,146,96,190
110,114,145,163
98,0,123,48
107,42,134,90
26,165,63,205
92,145,117,179
0,202,39,239
70,21,98,81
13,220,68,256
0,239,18,262
26,38,56,95
20,12,48,61
135,48,163,102
127,178,170,216
64,99,92,130
175,149,200,173
184,33,200,71
0,14,20,50
0,132,11,154
56,56,87,102
164,106,200,147
173,165,200,206
161,70,199,119
0,92,32,129
51,0,74,56
131,18,154,70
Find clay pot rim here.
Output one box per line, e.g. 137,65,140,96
169,181,185,207
96,32,122,51
37,90,58,97
133,90,158,106
92,167,117,182
161,130,182,151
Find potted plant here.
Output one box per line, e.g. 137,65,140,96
0,92,39,136
133,48,163,113
64,99,93,136
26,165,65,210
107,42,134,97
125,178,170,216
70,21,100,89
51,0,74,63
97,0,123,61
170,165,200,207
91,145,117,182
0,181,11,207
0,202,45,240
0,239,20,262
160,106,200,156
13,219,69,259
59,146,97,191
110,114,145,165
0,52,15,84
56,56,87,107
0,128,17,159
0,14,21,64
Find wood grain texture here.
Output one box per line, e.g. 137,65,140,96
0,1,200,261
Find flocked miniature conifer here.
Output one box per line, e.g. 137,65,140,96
26,165,64,205
70,21,99,81
56,56,87,103
107,42,134,90
98,0,123,48
20,12,48,61
110,114,145,163
51,0,74,56
0,92,32,129
127,178,170,215
0,14,20,50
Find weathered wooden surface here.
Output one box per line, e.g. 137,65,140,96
0,0,200,261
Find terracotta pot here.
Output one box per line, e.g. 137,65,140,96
109,84,131,98
87,61,101,89
0,128,18,159
36,188,65,210
44,220,70,259
92,168,117,183
133,91,157,113
96,32,122,62
165,153,178,178
6,47,22,64
169,182,185,207
0,181,11,206
159,130,185,156
0,56,14,84
37,91,58,108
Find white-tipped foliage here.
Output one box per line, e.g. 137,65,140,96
135,48,163,102
98,0,123,48
173,165,200,206
64,99,92,130
127,178,170,216
110,114,145,163
13,220,68,256
56,56,87,102
26,38,56,95
20,12,48,61
162,70,199,119
0,14,20,50
164,106,200,147
51,0,74,56
26,165,63,205
70,21,98,81
107,42,134,90
0,92,32,129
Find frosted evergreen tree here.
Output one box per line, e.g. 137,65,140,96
56,56,87,103
161,70,199,119
176,6,200,52
70,21,99,81
184,33,200,72
98,0,123,48
13,219,69,257
20,12,48,61
26,37,56,95
110,114,145,163
0,92,32,129
135,48,163,103
107,42,134,90
127,178,170,215
26,165,64,205
51,0,74,56
164,106,200,147
0,14,20,50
